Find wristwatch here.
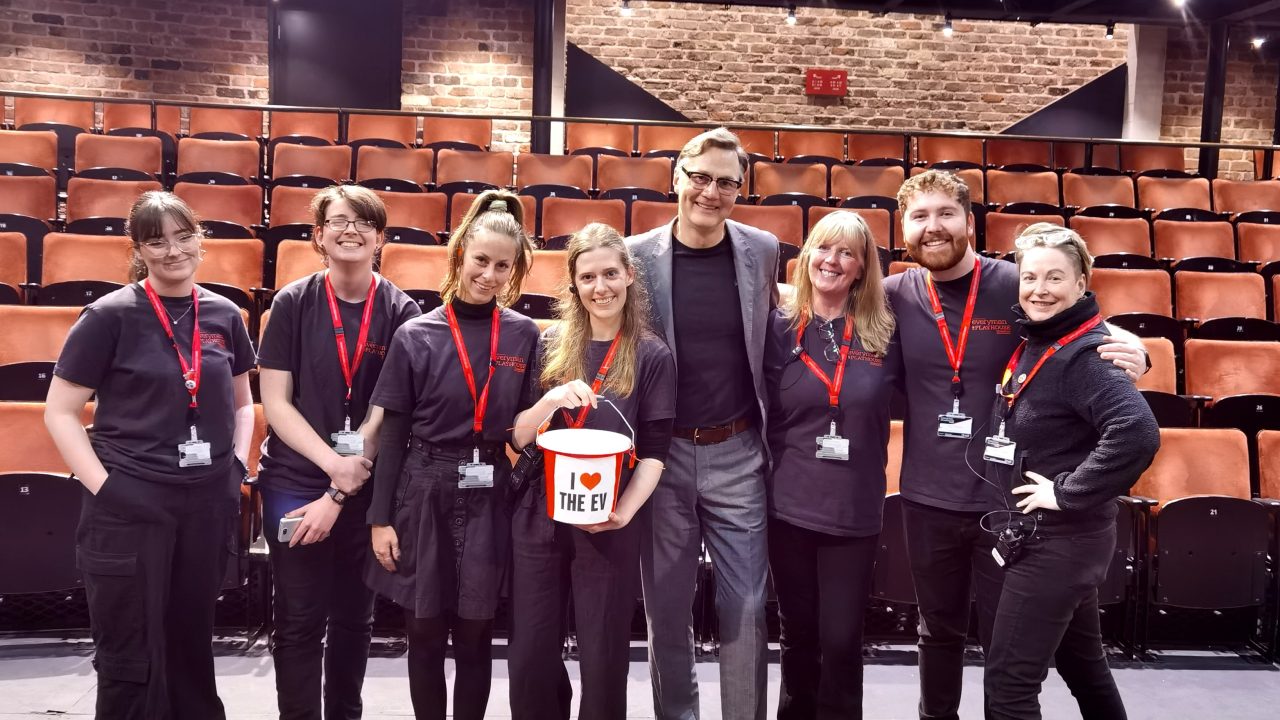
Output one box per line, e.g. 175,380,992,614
325,486,348,506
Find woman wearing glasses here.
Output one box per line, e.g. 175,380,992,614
981,224,1158,720
44,191,256,718
763,211,899,719
365,189,540,720
256,185,421,718
507,223,676,720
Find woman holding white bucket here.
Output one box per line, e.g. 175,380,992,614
764,210,900,719
364,189,540,720
508,222,676,720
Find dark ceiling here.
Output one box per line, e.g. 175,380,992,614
689,1,1280,30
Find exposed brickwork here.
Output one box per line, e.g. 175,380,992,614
400,0,533,151
0,0,271,107
565,0,1131,133
1160,28,1277,180
0,0,533,150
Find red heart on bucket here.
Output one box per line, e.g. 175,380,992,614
580,472,602,490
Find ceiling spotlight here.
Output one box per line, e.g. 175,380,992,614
942,14,954,38
1172,0,1186,7
786,5,797,26
620,0,633,18
1254,37,1267,49
1105,22,1114,40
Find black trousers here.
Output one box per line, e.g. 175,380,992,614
77,466,239,720
267,491,375,720
768,517,878,720
508,486,641,720
985,525,1127,720
901,499,1004,720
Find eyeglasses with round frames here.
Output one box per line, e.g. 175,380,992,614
324,218,378,233
679,165,744,195
139,233,200,255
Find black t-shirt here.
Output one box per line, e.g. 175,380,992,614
524,329,677,490
671,233,755,427
256,272,421,493
764,309,902,537
884,256,1022,512
371,300,540,446
54,283,256,484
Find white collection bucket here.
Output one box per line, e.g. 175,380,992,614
535,399,634,525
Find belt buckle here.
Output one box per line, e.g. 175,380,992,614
692,427,702,444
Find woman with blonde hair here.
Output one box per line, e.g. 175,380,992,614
763,210,900,719
507,222,675,719
365,189,540,720
45,191,256,717
981,223,1158,719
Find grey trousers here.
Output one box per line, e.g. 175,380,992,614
640,429,770,720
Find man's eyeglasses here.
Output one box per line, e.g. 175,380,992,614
816,318,841,363
324,218,378,233
139,233,200,255
680,166,744,195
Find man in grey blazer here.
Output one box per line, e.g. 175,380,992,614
627,127,780,720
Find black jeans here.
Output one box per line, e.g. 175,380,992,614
508,485,641,720
985,525,1127,720
768,517,878,720
267,491,375,720
901,499,1004,720
78,467,238,720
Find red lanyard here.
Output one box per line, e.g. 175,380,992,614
924,257,982,395
1000,314,1102,412
143,279,202,409
444,304,502,435
795,315,855,410
323,273,378,405
562,332,624,428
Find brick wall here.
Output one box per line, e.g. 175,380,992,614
1160,27,1276,180
565,0,1131,132
400,0,533,151
0,0,533,150
0,0,271,106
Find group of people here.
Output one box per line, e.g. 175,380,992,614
44,126,1160,720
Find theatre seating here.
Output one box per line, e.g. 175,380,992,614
1130,428,1269,653
0,306,81,400
0,401,96,594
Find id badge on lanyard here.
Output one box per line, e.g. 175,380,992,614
142,281,210,468
983,419,1017,465
445,304,502,490
926,260,980,440
178,425,212,467
937,396,973,439
986,313,1102,466
325,273,377,458
330,417,365,457
796,316,854,463
816,420,850,461
458,447,495,489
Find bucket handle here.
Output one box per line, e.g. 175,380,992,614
535,397,636,449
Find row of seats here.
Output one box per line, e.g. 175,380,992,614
8,94,1244,174
3,400,1277,657
8,127,1280,215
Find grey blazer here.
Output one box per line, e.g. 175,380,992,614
627,218,781,436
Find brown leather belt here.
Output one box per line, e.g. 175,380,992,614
672,416,751,446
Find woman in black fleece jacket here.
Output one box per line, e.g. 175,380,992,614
981,223,1160,720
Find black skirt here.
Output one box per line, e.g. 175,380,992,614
364,439,512,620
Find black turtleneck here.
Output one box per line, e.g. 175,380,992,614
985,293,1160,535
451,295,498,319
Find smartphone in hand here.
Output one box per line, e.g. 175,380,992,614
278,516,303,543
